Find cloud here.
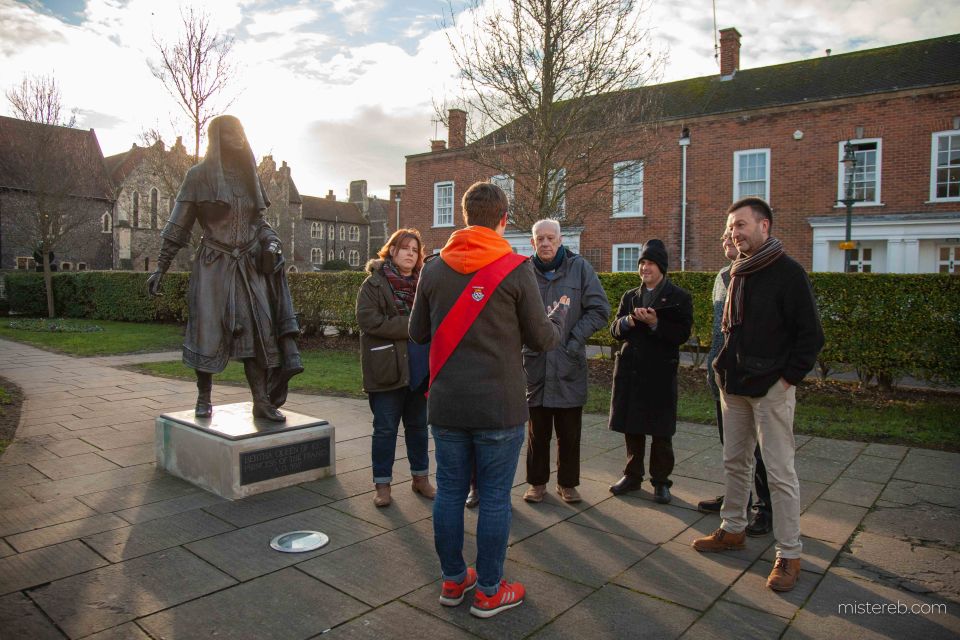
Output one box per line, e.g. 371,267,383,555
0,0,69,57
245,5,322,36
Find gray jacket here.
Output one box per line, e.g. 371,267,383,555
706,266,731,399
524,250,610,408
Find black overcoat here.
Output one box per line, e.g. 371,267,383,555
608,279,694,437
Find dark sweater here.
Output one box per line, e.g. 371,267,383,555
715,254,824,397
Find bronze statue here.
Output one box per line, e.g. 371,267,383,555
147,115,303,422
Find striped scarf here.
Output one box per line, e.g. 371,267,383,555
382,259,418,316
721,237,784,333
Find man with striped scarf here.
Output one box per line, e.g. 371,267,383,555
693,197,824,593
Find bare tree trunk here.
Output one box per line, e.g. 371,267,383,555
42,252,55,318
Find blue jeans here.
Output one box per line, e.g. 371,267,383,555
432,424,525,595
369,387,429,484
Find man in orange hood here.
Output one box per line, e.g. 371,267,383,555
410,181,568,618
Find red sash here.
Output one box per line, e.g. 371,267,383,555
428,252,527,391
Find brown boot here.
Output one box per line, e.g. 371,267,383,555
373,483,392,507
766,557,802,592
411,475,436,499
523,484,546,503
692,528,746,552
556,486,582,503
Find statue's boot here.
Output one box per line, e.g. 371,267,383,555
195,371,213,419
245,360,285,422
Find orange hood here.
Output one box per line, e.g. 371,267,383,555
439,226,514,274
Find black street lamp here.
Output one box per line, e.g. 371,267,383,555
837,140,860,273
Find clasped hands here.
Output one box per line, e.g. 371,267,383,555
627,306,657,328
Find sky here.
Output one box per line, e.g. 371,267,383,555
1,0,958,199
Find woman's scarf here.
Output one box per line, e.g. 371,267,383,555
382,259,418,316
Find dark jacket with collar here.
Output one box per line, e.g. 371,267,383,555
608,278,694,437
714,254,824,398
356,259,411,393
524,250,611,408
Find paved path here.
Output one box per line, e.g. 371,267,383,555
0,338,958,639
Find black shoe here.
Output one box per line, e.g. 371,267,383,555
609,475,642,496
653,484,672,504
253,403,286,422
746,509,773,536
697,495,724,513
194,400,213,419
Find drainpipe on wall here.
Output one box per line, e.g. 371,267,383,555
395,195,401,232
678,127,691,271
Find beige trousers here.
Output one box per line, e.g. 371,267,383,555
719,381,801,559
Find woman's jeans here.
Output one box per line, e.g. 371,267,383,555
369,387,429,484
432,424,525,594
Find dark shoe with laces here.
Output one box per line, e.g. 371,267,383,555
653,484,672,504
609,475,642,496
697,495,724,513
746,509,773,536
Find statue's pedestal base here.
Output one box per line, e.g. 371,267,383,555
155,402,336,500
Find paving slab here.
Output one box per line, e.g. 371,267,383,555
42,439,100,458
798,437,866,463
859,501,960,549
31,452,121,480
202,485,331,528
794,454,848,484
115,490,227,525
670,431,719,454
319,600,478,639
186,505,387,581
466,495,574,545
879,479,960,508
799,480,830,512
7,512,130,552
299,519,474,607
0,462,49,486
76,475,201,513
821,476,885,508
613,540,750,611
679,600,788,640
82,622,153,640
530,582,699,640
82,508,236,562
569,497,703,545
139,567,368,640
0,484,42,508
0,496,97,537
673,449,726,483
761,536,843,575
328,478,435,530
508,521,656,588
80,427,155,451
0,592,66,639
30,547,237,639
723,559,820,618
0,540,14,558
783,571,960,640
302,465,412,501
840,454,901,483
799,499,868,544
894,450,960,488
578,451,625,484
403,560,594,640
24,464,161,502
653,475,725,513
0,539,109,595
0,441,59,465
95,444,154,467
674,514,773,564
834,530,960,600
510,473,615,513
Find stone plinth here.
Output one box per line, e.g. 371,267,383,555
155,403,336,500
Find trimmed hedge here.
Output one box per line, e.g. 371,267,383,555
4,269,958,385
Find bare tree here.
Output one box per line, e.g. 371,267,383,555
3,74,100,318
443,0,664,230
150,6,238,159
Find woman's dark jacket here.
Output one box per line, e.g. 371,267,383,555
356,259,412,393
608,279,694,437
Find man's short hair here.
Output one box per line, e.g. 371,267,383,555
462,182,508,229
531,218,561,237
727,197,773,227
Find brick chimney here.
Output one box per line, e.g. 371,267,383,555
719,28,741,77
259,154,277,174
431,139,447,152
349,180,367,204
279,160,291,179
326,189,336,200
448,109,467,149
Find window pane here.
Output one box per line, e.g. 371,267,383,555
613,161,643,216
862,248,872,261
615,246,639,272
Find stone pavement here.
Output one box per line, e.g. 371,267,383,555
0,338,958,640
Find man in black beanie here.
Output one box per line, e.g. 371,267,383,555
608,239,694,503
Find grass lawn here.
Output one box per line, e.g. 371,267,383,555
0,318,184,356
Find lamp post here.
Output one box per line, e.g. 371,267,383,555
838,140,859,273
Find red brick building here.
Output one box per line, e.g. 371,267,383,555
398,30,960,274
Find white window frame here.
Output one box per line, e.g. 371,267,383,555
311,222,322,239
349,250,360,266
328,249,334,261
339,225,345,241
434,181,455,227
612,243,642,273
349,225,359,241
837,138,882,206
16,256,35,270
311,248,323,264
733,149,770,202
930,131,960,202
101,212,112,233
850,245,874,273
937,244,960,274
613,160,644,217
339,249,345,260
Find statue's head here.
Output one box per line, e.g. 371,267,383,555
207,115,252,162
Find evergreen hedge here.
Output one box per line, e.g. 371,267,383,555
3,269,958,385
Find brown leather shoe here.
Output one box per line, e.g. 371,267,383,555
556,486,582,503
523,484,546,503
373,483,392,508
766,557,801,592
411,476,436,499
692,527,746,552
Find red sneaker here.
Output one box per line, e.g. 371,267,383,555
470,580,525,618
439,567,477,606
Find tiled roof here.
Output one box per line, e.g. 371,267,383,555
103,145,148,185
301,195,367,224
0,116,113,200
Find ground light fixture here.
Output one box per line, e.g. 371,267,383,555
270,530,330,553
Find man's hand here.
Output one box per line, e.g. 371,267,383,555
146,270,164,297
633,306,658,327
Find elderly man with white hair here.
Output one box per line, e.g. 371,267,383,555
522,219,610,504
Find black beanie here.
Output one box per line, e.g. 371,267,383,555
638,239,668,274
